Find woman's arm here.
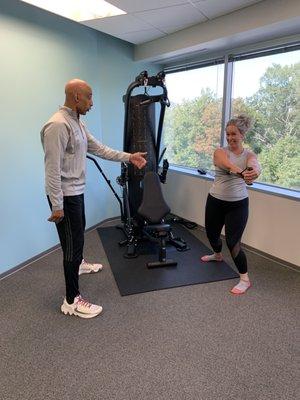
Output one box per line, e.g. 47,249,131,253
213,148,243,174
243,151,261,183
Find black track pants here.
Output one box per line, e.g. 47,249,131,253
48,194,85,303
204,194,249,274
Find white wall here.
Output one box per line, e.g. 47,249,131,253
163,171,300,266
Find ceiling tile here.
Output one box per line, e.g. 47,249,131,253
108,1,189,13
81,14,153,35
192,0,262,19
79,0,270,45
134,3,207,33
121,29,167,44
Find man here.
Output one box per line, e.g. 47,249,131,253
41,79,146,318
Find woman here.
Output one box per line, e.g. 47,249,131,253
201,115,261,294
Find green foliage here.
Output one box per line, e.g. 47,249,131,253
164,88,222,170
258,135,300,189
246,63,299,149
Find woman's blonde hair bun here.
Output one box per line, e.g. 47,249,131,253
226,114,251,134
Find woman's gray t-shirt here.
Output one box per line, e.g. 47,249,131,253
209,147,250,201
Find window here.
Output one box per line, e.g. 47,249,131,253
231,48,300,190
163,62,224,171
163,45,300,192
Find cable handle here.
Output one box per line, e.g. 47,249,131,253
238,167,253,185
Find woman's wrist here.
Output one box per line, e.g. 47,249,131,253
229,166,242,175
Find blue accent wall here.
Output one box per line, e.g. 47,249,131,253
0,0,160,273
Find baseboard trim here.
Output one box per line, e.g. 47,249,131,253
1,216,298,281
0,216,120,281
195,223,299,272
241,243,300,272
0,244,61,281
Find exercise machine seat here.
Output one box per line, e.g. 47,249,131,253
138,171,176,268
138,171,170,223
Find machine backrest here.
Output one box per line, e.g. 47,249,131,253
138,172,170,224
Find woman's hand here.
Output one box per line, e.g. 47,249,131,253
242,167,259,184
244,152,261,184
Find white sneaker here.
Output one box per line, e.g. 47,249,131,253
61,295,103,318
79,259,103,275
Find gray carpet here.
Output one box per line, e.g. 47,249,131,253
0,222,299,400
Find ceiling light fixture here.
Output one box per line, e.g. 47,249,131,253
20,0,126,22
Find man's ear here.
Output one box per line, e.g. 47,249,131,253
74,92,79,102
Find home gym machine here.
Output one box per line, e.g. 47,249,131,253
87,71,188,267
117,71,188,267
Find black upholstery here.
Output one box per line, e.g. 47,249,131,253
143,224,171,233
138,172,170,223
137,171,176,268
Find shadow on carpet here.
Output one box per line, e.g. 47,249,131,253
97,224,238,296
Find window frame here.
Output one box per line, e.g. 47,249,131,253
163,41,300,199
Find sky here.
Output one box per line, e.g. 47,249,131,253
166,50,299,104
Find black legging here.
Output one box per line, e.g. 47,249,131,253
205,194,249,274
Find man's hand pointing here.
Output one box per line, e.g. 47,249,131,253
129,152,147,169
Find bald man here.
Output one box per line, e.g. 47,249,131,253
41,79,146,318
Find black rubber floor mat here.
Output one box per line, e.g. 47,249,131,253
97,224,238,296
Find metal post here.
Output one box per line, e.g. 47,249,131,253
221,54,234,146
